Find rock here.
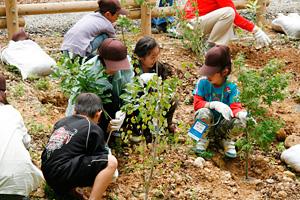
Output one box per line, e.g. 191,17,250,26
277,128,287,141
284,135,300,148
283,171,296,180
193,157,205,168
278,191,288,198
153,189,164,198
266,178,275,184
231,188,238,194
282,176,294,182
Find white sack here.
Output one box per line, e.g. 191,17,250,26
0,104,44,196
272,13,300,39
281,144,300,172
1,40,55,79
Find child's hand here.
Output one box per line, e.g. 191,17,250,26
208,101,233,120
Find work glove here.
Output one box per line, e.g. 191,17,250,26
109,111,126,132
236,111,248,126
208,101,233,121
140,73,156,84
253,26,271,47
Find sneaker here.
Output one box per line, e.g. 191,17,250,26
194,138,209,153
222,140,237,158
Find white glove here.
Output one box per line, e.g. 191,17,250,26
236,111,248,126
208,101,233,121
109,111,126,132
140,73,156,84
253,26,271,47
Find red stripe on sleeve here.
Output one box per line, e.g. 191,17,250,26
230,102,243,117
194,95,207,111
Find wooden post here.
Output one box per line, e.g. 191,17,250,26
0,17,25,29
256,0,266,26
5,0,19,39
141,0,151,36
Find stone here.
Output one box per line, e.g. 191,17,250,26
278,191,288,198
193,157,205,168
153,189,164,198
266,178,275,184
284,135,300,148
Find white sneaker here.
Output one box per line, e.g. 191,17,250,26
223,140,237,158
195,138,209,153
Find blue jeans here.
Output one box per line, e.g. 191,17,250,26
88,33,109,57
151,0,175,27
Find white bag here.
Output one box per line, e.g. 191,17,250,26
1,40,55,79
0,104,44,196
281,144,300,172
272,13,300,39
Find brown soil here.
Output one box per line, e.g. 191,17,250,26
0,30,299,199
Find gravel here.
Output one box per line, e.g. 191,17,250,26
0,0,300,36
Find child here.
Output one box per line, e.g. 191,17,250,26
192,45,247,158
61,0,127,60
41,93,118,199
131,36,177,142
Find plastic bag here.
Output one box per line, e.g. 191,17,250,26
272,13,300,39
281,144,300,172
1,40,55,79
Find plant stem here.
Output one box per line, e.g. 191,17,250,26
144,64,161,200
245,130,249,180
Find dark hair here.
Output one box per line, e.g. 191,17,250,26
134,36,159,58
97,0,118,15
75,93,103,118
0,91,8,105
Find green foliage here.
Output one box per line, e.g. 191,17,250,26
276,142,286,153
121,75,178,137
116,16,139,48
120,75,178,199
34,78,50,91
12,82,25,97
245,0,259,23
52,55,112,104
26,120,51,135
175,8,206,60
234,54,291,178
179,19,206,60
195,150,214,160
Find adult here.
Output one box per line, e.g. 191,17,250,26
183,0,271,47
41,93,118,199
0,74,44,199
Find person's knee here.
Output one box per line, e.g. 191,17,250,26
223,7,235,21
195,108,213,124
107,155,118,171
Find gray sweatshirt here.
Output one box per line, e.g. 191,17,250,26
61,12,116,57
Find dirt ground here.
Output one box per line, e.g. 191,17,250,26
0,28,299,200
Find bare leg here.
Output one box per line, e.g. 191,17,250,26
89,155,118,200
